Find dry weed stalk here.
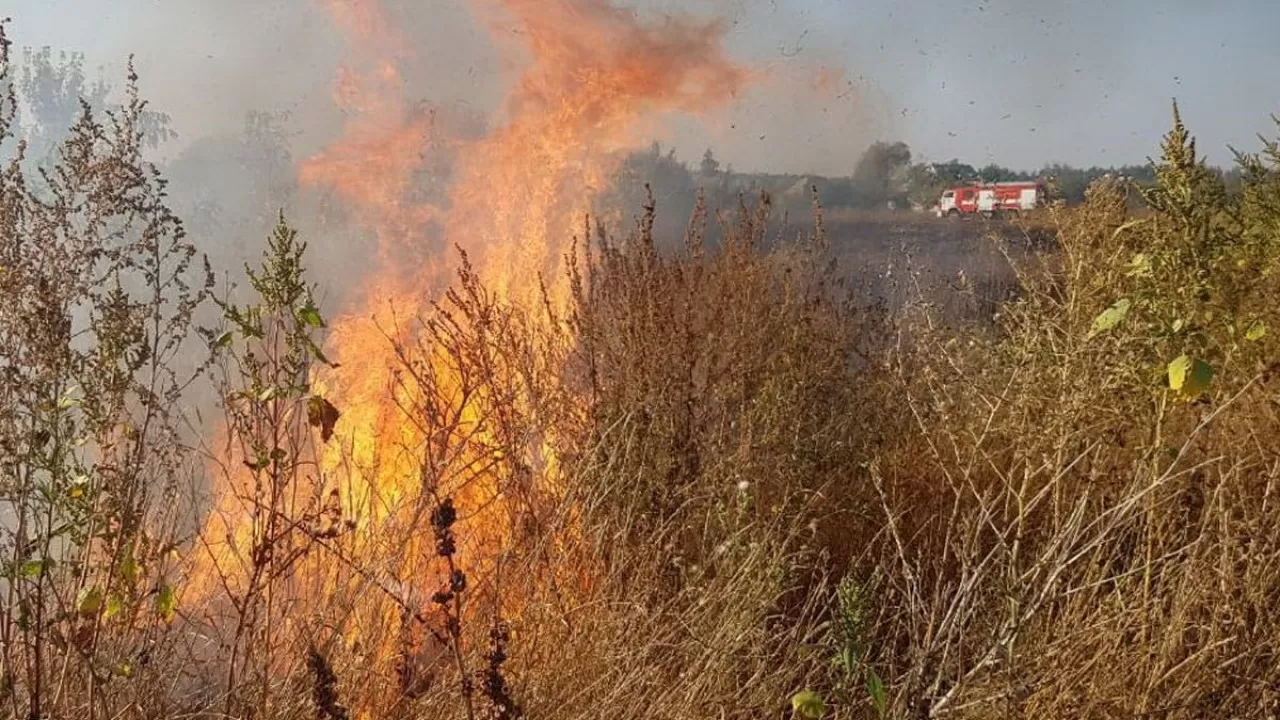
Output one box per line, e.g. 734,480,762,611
0,19,211,720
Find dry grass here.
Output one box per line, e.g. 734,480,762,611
859,151,1280,717
3,19,1280,718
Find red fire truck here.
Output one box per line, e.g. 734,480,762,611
935,180,1045,218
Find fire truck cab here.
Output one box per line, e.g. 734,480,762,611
937,186,977,217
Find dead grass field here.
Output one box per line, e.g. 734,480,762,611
2,17,1280,717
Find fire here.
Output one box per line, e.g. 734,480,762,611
449,0,749,303
190,0,750,696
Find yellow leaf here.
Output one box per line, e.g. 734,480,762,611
1168,355,1214,399
57,387,80,410
104,593,123,619
1125,252,1152,278
791,690,826,719
68,474,89,499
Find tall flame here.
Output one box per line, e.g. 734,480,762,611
191,0,750,690
448,0,749,302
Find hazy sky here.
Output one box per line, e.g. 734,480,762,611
8,0,1280,174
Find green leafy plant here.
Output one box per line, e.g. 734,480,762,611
198,213,342,717
824,574,887,716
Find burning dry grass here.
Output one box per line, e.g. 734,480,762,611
161,192,873,720
5,7,1280,720
181,0,756,709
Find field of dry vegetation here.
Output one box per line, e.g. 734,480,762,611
5,19,1280,720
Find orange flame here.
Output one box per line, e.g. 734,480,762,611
449,0,749,302
191,0,751,690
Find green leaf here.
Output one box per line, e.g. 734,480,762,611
866,670,887,716
791,690,825,719
155,583,177,622
299,304,325,329
1168,355,1214,398
836,646,857,675
1246,320,1267,342
1089,299,1132,338
215,331,234,348
19,560,46,578
257,386,278,402
119,552,139,585
77,586,104,615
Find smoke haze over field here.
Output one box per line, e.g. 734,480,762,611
11,0,1280,173
7,0,883,176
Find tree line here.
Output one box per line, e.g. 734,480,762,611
610,140,1246,218
11,46,1242,227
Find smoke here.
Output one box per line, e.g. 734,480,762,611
653,0,892,176
95,0,880,166
8,0,886,312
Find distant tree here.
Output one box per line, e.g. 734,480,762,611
977,163,1034,182
1220,166,1244,196
978,163,1005,182
20,47,107,159
700,147,721,177
852,141,913,209
929,159,979,184
164,110,296,277
598,142,697,244
19,47,175,168
905,163,945,209
1115,164,1158,185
